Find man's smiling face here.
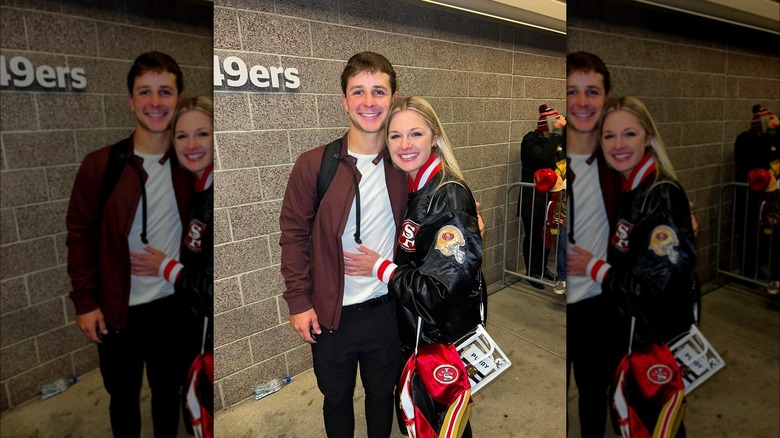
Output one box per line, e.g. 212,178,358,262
341,71,395,135
566,70,609,135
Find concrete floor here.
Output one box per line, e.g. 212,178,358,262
1,279,777,437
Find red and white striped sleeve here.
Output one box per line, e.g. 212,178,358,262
587,257,610,284
372,257,397,284
159,257,183,284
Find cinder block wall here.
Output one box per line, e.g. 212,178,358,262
568,0,780,283
0,0,212,411
212,0,565,409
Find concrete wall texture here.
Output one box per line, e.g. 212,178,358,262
0,0,212,411
568,0,780,284
211,0,565,409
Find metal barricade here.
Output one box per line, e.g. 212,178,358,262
715,182,775,287
501,182,567,291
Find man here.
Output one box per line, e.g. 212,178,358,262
564,51,624,438
279,51,407,438
66,52,193,437
518,104,566,289
733,104,779,282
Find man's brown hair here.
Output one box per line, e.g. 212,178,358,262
341,51,397,95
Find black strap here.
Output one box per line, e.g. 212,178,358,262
315,138,362,244
97,138,149,244
98,139,130,215
315,138,343,213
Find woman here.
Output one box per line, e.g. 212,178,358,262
569,96,697,438
344,96,484,438
130,96,214,438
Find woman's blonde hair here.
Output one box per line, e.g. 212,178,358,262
172,96,213,134
599,96,678,184
384,96,464,185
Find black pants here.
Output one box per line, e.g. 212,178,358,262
734,190,763,278
521,210,549,277
312,296,400,438
567,294,625,438
97,294,186,438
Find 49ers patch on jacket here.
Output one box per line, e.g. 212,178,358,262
649,225,679,263
435,225,466,264
399,220,420,251
184,219,207,252
611,219,632,252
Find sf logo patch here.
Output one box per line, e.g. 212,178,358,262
649,225,679,264
646,364,673,385
398,220,419,252
435,225,466,263
184,219,206,252
611,219,632,252
433,364,459,384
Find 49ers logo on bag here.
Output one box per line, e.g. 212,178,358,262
398,220,420,251
611,219,633,252
433,364,459,384
184,219,207,252
647,364,673,385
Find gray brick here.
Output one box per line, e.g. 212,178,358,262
214,339,251,380
0,277,28,314
0,236,57,281
153,32,212,69
0,94,38,132
216,130,290,169
37,94,103,130
0,299,64,348
241,266,285,304
214,93,252,132
26,12,97,56
215,276,242,314
1,208,17,245
15,201,68,240
214,7,241,51
0,7,26,50
259,165,292,201
214,169,262,208
250,94,318,130
0,339,37,381
228,202,282,240
36,323,90,363
46,165,79,201
214,237,271,280
250,324,303,364
214,299,279,346
214,208,231,246
311,23,365,60
28,266,70,305
239,11,310,57
2,131,77,169
279,56,343,94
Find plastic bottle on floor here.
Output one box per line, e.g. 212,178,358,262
254,376,291,400
41,376,78,400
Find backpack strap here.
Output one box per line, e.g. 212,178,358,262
315,138,344,213
97,138,130,216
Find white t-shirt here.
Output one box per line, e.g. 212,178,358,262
342,150,396,306
128,151,182,305
566,153,610,304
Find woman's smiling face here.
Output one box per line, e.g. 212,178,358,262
387,109,438,180
600,109,653,178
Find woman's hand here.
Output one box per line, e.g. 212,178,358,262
567,244,594,277
343,245,381,277
129,245,166,276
